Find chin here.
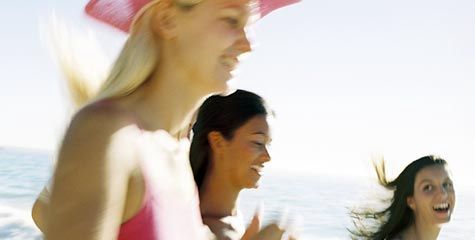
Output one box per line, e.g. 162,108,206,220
434,220,451,228
432,216,452,227
250,180,261,189
437,216,452,224
216,69,234,85
241,181,259,190
219,87,237,97
208,78,230,95
246,185,259,190
217,83,230,95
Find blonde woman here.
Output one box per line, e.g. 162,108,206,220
31,0,298,239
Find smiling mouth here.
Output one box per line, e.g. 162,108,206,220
433,202,450,213
250,165,263,176
220,56,238,70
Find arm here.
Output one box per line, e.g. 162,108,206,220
32,187,49,232
44,108,137,240
203,214,288,240
203,218,239,240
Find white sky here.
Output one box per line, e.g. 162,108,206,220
1,0,474,184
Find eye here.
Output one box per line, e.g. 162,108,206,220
223,17,240,28
252,141,265,148
443,181,454,189
423,184,433,192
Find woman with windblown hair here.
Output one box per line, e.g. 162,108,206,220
349,155,456,240
30,0,299,239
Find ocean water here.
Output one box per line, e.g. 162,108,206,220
0,148,50,240
239,174,475,239
1,148,474,239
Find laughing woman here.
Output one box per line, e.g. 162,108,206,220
190,90,296,240
349,155,456,240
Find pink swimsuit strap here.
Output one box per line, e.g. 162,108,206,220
117,172,157,240
115,132,208,240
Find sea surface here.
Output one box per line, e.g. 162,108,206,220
1,148,474,239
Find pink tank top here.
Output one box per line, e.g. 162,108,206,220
117,130,211,240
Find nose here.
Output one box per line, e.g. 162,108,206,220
235,29,252,54
439,185,449,197
261,147,271,163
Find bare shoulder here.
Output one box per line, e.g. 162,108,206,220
69,102,138,141
46,103,140,239
62,103,139,168
53,102,140,199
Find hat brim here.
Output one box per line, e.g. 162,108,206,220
85,0,300,33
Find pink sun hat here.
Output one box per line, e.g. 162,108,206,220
85,0,300,33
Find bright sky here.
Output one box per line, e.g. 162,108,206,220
1,0,474,184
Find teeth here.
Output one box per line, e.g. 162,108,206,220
433,202,449,210
250,165,263,172
221,57,238,69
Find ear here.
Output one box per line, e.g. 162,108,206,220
407,196,416,210
150,1,179,39
207,131,226,153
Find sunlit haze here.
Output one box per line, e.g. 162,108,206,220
1,0,474,186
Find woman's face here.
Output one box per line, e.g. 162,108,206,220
220,115,271,189
173,0,253,94
407,165,456,226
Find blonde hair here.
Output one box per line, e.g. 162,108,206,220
54,0,201,108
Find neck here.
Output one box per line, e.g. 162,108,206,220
124,60,211,135
199,167,241,218
403,218,441,240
